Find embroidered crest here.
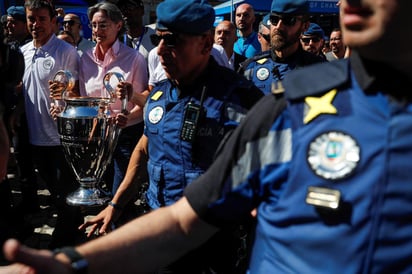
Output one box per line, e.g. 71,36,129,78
307,131,360,180
148,106,164,124
256,67,270,81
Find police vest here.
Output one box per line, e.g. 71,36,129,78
242,48,324,95
144,63,262,209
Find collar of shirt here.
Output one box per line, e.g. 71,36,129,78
93,39,121,64
228,53,235,70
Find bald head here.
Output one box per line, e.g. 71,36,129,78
235,3,255,36
62,13,82,42
214,20,237,57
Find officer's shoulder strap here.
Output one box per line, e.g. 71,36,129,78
283,59,350,100
237,51,271,74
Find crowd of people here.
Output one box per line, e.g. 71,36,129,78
2,0,411,273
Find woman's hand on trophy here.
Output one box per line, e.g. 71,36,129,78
115,81,133,100
115,113,128,128
78,205,121,238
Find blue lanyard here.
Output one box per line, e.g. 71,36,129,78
124,27,145,51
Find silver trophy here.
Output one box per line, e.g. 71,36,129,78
56,71,126,206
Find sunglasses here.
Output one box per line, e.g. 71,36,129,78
301,37,321,43
150,33,178,47
62,20,78,26
260,33,270,43
269,15,302,27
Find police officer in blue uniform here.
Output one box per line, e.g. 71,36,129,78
239,0,325,94
79,0,263,273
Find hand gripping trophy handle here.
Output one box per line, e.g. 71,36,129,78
56,71,126,207
103,72,128,113
52,70,75,110
102,71,127,158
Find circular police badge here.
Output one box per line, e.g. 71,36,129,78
256,67,270,81
307,131,360,180
148,106,164,124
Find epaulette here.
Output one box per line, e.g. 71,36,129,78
283,59,350,100
237,51,271,74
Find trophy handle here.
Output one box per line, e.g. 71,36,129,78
103,72,127,113
53,70,75,100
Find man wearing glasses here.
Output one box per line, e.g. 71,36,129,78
62,13,95,56
300,22,327,61
241,0,325,95
257,13,271,53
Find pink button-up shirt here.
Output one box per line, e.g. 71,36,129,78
79,40,148,126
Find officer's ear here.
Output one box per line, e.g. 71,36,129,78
201,31,214,55
302,20,310,34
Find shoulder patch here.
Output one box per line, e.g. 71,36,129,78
151,91,163,101
283,59,350,100
256,58,268,65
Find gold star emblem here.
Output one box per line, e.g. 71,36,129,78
304,89,338,124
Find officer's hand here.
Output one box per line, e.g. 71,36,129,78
78,205,121,238
1,239,71,274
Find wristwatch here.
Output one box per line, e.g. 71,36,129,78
53,246,88,274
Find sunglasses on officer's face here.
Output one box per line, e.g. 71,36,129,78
150,33,178,47
269,14,302,27
260,33,270,43
301,37,321,43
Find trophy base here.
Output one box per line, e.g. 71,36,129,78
66,187,111,207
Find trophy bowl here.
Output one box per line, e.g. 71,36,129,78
57,97,117,206
55,71,125,206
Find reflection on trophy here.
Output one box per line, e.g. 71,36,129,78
56,71,126,206
52,70,75,111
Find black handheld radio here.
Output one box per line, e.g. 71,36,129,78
180,86,206,142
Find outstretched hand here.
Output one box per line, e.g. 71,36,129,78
0,239,71,274
78,205,121,238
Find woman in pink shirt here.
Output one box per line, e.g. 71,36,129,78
79,2,148,218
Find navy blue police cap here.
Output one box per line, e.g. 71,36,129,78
303,23,325,38
156,0,215,34
261,13,270,28
7,6,26,22
271,0,309,15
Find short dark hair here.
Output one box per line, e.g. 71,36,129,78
24,0,56,18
